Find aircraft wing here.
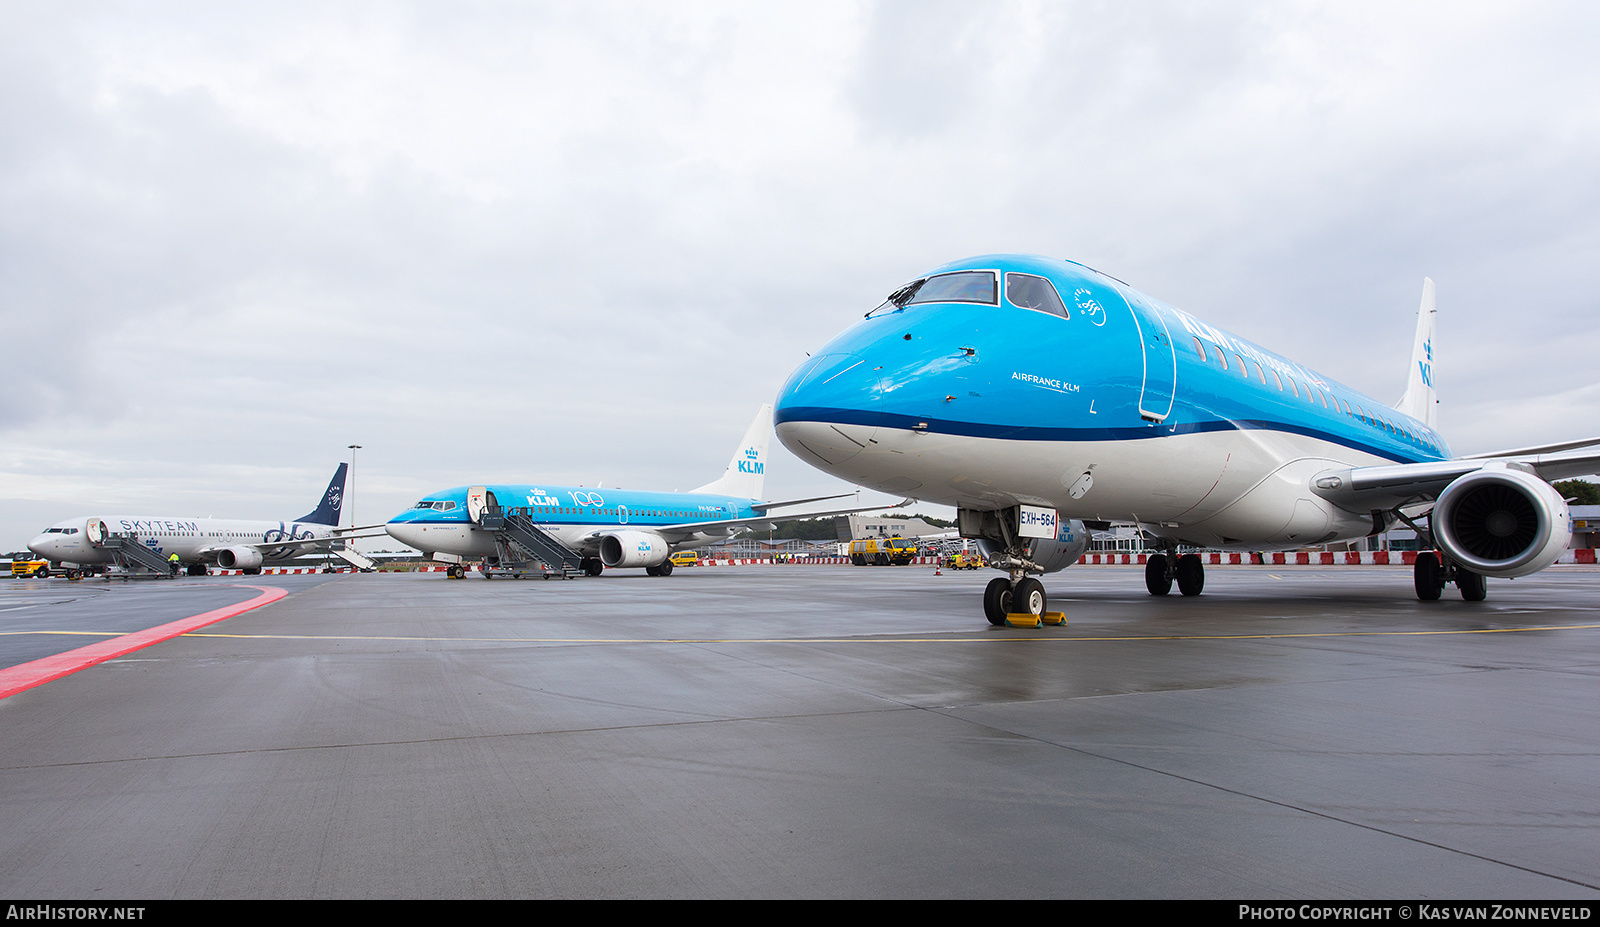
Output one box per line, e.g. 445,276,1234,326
587,499,912,542
748,492,859,513
1311,445,1600,512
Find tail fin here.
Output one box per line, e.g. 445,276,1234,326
691,405,773,499
1395,277,1437,429
296,463,348,526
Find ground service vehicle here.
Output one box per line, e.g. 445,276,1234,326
11,558,50,578
849,537,918,566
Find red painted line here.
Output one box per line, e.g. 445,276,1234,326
0,584,288,701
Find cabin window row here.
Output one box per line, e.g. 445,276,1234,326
1191,337,1442,452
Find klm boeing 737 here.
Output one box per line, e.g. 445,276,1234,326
386,406,881,577
774,254,1599,625
26,464,379,576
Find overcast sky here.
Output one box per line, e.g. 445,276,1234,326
3,1,1598,551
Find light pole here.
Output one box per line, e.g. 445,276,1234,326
347,445,362,552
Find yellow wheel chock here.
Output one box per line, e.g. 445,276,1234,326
1005,612,1066,628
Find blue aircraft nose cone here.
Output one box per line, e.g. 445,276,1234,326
774,352,887,468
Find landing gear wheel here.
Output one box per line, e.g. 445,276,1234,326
1414,551,1443,601
1176,554,1205,596
983,577,1013,626
447,564,463,579
187,563,209,577
658,559,673,576
583,558,604,577
1145,554,1172,596
645,564,661,576
1012,577,1046,616
1457,567,1487,602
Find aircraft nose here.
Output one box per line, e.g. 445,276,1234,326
774,352,883,466
385,520,427,551
26,535,51,557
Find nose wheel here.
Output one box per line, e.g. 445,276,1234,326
983,576,1047,626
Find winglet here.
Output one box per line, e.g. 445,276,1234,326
295,463,348,526
691,405,773,499
1395,278,1437,429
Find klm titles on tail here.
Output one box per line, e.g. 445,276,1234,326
738,448,764,475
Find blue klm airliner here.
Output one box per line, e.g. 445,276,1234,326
386,406,876,577
774,254,1599,624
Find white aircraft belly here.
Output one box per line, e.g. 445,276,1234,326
797,423,1394,546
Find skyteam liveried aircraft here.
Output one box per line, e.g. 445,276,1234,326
774,253,1600,625
26,464,381,577
387,405,882,577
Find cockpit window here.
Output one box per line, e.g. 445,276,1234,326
1005,273,1068,318
866,270,999,317
906,271,997,306
434,501,457,511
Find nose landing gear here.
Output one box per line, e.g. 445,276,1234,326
983,575,1049,626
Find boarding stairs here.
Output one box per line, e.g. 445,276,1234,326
478,505,585,578
94,533,178,577
328,541,377,572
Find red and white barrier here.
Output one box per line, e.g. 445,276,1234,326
209,550,1598,575
1075,549,1598,566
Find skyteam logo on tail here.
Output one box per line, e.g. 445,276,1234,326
738,447,764,475
326,487,342,507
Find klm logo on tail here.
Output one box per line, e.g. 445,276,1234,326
1418,339,1433,389
690,405,771,498
738,447,764,475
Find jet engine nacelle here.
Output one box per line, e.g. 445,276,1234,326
977,518,1090,574
1433,466,1570,578
216,546,264,570
598,531,671,568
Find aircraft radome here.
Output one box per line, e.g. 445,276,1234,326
773,253,1599,625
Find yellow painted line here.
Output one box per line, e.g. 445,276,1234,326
178,623,1600,645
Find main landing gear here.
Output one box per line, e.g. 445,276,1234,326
1397,506,1487,602
1145,550,1205,597
1413,550,1486,602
